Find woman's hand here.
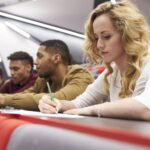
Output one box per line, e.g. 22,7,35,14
64,105,100,117
38,95,61,113
38,95,76,114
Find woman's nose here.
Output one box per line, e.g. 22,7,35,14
97,38,104,49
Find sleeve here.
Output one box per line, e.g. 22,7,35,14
52,68,94,100
73,70,109,108
3,93,43,110
133,57,150,109
134,78,150,109
2,78,46,111
0,81,10,93
2,68,93,110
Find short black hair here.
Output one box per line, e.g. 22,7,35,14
0,67,3,76
7,51,34,69
40,39,72,65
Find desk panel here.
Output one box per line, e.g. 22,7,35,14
0,114,150,149
7,124,148,150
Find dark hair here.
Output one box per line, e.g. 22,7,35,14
40,39,72,65
7,51,34,69
0,67,3,76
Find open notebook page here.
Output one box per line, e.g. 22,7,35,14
0,109,84,119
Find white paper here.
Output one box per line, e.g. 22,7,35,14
0,109,84,118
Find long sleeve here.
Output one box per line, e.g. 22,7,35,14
2,65,93,110
73,70,109,108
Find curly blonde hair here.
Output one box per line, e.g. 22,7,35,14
84,0,150,98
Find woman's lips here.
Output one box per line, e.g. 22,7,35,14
101,51,109,55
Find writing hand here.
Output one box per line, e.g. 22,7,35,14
38,95,61,114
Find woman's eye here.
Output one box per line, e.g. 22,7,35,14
94,35,112,41
102,35,111,40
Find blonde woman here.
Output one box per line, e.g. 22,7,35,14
39,0,150,120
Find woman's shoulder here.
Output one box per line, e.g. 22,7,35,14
142,54,150,70
139,54,150,79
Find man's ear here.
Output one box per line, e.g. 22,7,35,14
26,64,32,73
53,53,62,63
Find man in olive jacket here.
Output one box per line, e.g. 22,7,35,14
0,40,93,110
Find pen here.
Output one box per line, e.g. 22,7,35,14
46,81,54,101
46,81,59,113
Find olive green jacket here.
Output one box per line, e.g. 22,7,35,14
3,65,93,110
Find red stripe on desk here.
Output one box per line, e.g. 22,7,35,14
0,116,31,150
1,114,150,148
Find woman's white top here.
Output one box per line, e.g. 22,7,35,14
73,55,150,109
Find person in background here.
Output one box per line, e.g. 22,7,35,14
0,67,5,87
0,51,38,93
38,0,150,120
0,39,93,110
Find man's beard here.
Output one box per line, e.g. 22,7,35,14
38,71,54,79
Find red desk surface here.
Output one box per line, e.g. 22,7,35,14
0,113,150,149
